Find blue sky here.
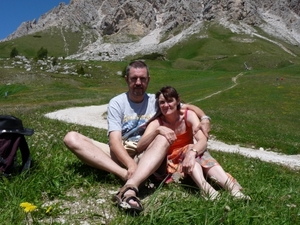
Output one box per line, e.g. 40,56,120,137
0,0,69,40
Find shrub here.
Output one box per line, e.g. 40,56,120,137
77,66,85,75
36,47,48,60
52,57,58,66
10,47,19,58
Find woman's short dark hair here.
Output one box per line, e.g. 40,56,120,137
146,86,181,125
156,86,181,110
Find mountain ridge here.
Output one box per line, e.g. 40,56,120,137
2,0,300,61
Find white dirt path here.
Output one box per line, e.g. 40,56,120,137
45,104,300,170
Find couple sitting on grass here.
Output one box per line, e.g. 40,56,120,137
64,60,250,214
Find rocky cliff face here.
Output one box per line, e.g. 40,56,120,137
3,0,300,60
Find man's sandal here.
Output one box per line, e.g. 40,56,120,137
113,184,143,213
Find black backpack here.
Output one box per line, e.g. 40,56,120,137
0,115,34,176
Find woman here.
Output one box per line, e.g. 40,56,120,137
137,86,250,200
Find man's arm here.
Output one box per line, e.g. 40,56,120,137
181,103,211,138
182,103,205,118
109,130,137,179
107,96,138,179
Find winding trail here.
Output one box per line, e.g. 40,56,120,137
191,72,243,103
45,73,300,170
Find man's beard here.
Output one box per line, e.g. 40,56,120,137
133,88,144,96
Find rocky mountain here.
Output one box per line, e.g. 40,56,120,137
3,0,300,61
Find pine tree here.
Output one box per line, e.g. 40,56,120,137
36,47,48,60
10,47,19,58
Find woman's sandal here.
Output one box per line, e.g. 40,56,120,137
113,184,143,213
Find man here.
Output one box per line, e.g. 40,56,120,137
64,60,210,184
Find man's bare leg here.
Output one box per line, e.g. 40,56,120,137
119,135,170,206
64,131,127,180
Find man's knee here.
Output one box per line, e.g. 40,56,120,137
63,131,79,149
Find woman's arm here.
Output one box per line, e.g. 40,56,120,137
137,119,176,153
137,120,160,152
181,110,208,174
187,110,208,156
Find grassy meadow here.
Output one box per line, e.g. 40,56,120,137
0,24,299,224
0,27,92,59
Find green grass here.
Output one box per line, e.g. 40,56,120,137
0,23,300,224
0,26,97,58
196,67,300,154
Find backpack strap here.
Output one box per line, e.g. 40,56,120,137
0,134,31,176
0,134,21,175
19,135,31,172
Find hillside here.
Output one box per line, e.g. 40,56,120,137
1,0,300,61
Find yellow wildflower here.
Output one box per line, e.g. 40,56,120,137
20,202,37,213
46,206,52,214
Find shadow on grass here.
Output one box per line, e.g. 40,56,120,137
65,161,124,185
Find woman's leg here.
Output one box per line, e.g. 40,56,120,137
190,162,219,199
203,165,250,199
203,165,239,191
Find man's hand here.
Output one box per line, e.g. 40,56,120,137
126,161,138,180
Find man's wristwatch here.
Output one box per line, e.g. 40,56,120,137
201,115,211,121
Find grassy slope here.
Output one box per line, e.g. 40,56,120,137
0,27,91,58
0,24,299,224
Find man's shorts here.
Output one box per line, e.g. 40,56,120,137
91,139,143,164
